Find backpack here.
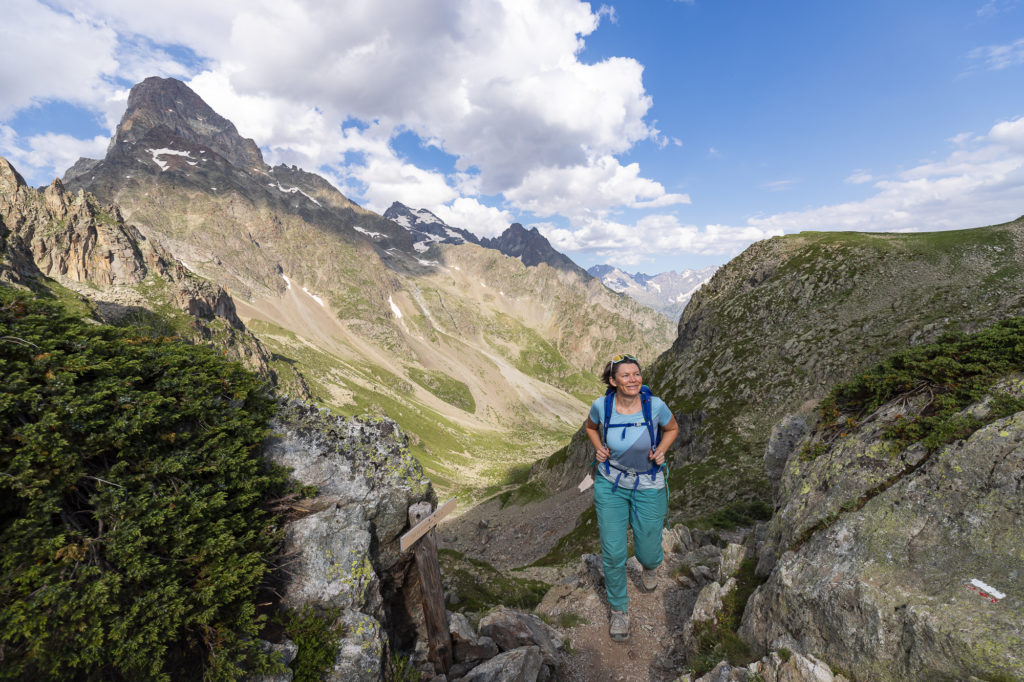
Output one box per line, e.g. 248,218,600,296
602,385,662,454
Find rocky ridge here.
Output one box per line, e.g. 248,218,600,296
0,155,272,375
480,222,589,278
649,223,1024,518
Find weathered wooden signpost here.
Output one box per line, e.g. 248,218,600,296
402,497,457,675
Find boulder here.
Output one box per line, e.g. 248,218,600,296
478,607,563,668
458,646,544,682
719,543,746,581
449,611,499,663
263,402,434,682
741,406,1024,680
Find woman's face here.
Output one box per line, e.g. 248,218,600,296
611,362,642,396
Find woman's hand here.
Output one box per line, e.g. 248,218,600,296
595,443,611,462
649,448,665,466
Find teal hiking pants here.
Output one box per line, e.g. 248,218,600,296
593,473,667,613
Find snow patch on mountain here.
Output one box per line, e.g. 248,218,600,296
587,264,718,319
146,147,194,171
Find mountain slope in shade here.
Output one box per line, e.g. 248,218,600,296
61,76,675,499
587,264,718,319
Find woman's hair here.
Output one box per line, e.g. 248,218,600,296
601,358,642,388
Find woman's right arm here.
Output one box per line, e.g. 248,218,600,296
585,418,610,462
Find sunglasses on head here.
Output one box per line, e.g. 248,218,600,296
611,353,638,365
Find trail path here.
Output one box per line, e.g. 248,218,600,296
440,489,705,681
543,552,696,682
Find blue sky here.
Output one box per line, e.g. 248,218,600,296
2,0,1023,274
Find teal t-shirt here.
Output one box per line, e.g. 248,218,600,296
589,393,672,490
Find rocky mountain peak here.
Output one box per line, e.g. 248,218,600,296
107,76,264,171
383,201,479,253
480,222,587,277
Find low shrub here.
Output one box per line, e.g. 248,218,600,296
0,289,289,680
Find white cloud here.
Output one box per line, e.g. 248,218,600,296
737,116,1024,234
25,0,661,208
504,155,690,220
434,198,515,238
968,36,1024,70
761,179,799,192
0,126,109,185
0,0,120,118
545,214,780,264
550,116,1024,266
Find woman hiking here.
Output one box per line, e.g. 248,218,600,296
584,353,679,642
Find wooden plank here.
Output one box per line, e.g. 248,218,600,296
400,496,456,552
409,502,453,674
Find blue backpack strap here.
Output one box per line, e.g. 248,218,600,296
640,386,661,450
602,388,614,474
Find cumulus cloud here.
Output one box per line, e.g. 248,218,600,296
434,198,516,238
0,126,109,185
43,0,658,194
7,0,682,238
0,0,119,118
548,116,1024,266
504,155,690,220
545,214,780,265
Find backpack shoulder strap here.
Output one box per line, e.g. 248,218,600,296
602,388,615,445
640,386,661,449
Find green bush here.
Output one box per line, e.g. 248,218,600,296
0,289,289,680
815,317,1024,454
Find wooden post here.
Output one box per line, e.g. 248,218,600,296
407,501,453,674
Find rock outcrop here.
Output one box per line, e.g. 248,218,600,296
263,401,435,681
0,155,274,375
739,389,1024,680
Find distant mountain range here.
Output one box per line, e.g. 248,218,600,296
587,264,718,319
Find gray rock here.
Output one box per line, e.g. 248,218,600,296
327,611,384,682
449,611,500,663
694,660,750,681
719,543,746,581
478,607,563,668
458,646,544,682
764,414,811,503
581,553,605,588
262,402,434,682
674,523,696,552
690,564,716,586
741,406,1024,680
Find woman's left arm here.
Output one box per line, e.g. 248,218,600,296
649,416,679,466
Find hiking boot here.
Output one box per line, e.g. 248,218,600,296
609,610,630,641
641,565,659,591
